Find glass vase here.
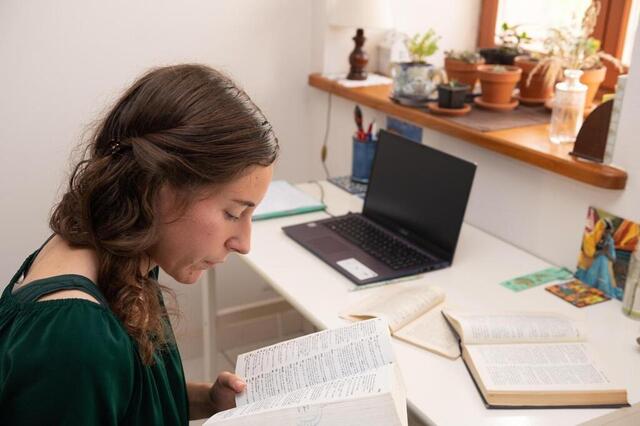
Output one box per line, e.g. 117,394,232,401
549,69,587,144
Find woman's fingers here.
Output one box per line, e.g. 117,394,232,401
217,371,246,393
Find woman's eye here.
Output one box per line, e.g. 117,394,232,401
224,211,240,222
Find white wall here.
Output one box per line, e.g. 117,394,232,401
0,0,312,285
310,0,639,270
320,0,481,75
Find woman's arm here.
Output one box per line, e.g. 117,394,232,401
187,372,246,420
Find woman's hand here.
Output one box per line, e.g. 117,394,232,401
187,372,246,420
209,371,246,413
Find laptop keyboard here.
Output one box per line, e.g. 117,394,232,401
325,215,432,270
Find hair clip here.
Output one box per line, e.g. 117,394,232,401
110,138,121,155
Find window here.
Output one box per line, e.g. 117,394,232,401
494,0,592,53
622,0,640,64
478,0,637,89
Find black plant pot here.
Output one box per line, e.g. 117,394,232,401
479,48,520,65
437,83,470,109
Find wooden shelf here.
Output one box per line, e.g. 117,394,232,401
309,73,627,190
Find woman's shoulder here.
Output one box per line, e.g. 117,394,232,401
2,296,136,369
0,299,140,424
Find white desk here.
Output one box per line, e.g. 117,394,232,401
215,181,640,426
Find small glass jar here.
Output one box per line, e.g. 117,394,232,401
549,69,587,144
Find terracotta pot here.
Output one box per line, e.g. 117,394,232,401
514,56,553,103
580,66,606,108
477,65,522,104
444,57,485,88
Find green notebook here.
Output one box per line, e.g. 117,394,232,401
252,180,325,221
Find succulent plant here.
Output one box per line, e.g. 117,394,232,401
444,50,484,63
407,29,440,63
497,22,531,54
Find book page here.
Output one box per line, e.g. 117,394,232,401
466,343,621,392
207,365,393,424
341,284,445,332
235,318,394,406
446,311,586,345
393,303,460,359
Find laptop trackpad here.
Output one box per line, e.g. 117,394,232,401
310,236,350,254
336,258,378,280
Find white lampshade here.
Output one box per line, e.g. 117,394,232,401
329,0,393,30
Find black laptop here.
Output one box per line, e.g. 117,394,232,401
282,130,477,285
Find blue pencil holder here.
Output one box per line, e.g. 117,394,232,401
351,136,377,183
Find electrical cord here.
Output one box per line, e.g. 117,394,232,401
313,93,335,216
320,93,332,179
308,180,335,217
311,180,325,206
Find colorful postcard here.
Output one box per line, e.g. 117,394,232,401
500,267,574,292
546,280,610,308
575,207,640,300
386,117,422,143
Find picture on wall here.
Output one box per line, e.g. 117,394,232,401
575,206,640,300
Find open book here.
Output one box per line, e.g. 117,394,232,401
340,283,460,359
442,310,629,408
204,318,408,426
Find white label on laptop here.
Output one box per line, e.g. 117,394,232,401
336,258,378,280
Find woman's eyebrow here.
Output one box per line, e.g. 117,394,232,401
232,199,256,208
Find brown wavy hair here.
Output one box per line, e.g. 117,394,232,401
50,64,279,364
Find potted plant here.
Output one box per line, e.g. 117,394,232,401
477,64,522,107
528,1,623,108
514,53,554,104
391,29,443,101
479,22,531,65
437,80,470,109
407,29,440,63
444,50,485,89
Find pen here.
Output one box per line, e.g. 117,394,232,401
354,105,363,139
366,119,376,141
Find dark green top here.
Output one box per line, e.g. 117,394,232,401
0,243,189,425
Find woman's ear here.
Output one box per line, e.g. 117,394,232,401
156,183,199,224
156,184,181,223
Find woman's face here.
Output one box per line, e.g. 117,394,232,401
149,165,273,284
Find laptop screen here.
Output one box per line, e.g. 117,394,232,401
362,130,476,262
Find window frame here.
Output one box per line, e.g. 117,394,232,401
477,0,633,90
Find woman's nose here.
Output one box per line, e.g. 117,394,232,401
227,221,251,254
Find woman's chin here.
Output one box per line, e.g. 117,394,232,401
174,269,205,284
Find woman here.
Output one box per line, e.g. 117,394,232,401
576,217,618,298
0,64,279,424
